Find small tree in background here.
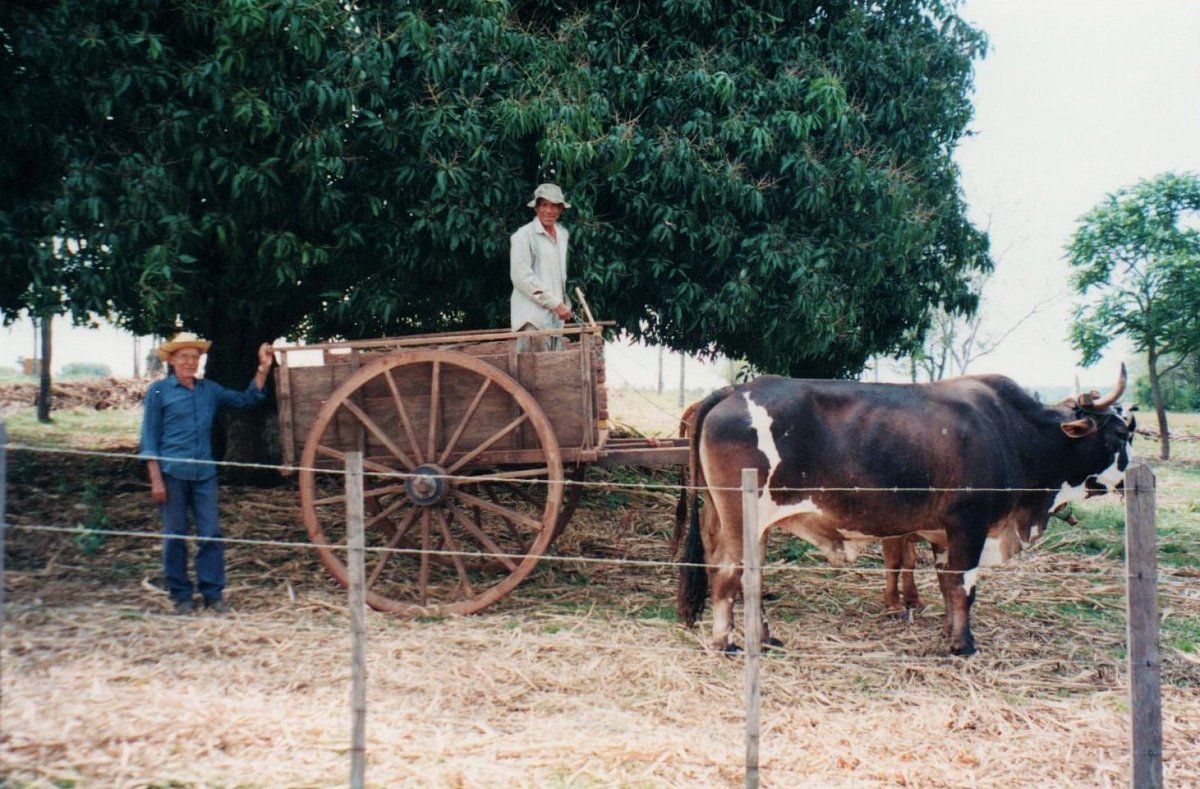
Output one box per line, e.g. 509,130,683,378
1067,171,1200,460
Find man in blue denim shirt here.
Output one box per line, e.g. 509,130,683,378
140,333,274,614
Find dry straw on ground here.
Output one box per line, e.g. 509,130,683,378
3,391,1200,787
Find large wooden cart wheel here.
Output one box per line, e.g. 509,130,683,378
298,350,564,617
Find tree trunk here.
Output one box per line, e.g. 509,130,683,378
36,312,52,423
202,320,281,486
1146,349,1170,461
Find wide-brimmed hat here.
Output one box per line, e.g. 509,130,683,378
527,183,571,209
157,332,212,361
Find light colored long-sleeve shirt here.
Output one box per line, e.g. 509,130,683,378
510,217,570,331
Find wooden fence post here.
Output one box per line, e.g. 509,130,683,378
346,452,367,789
1124,463,1162,789
742,467,761,789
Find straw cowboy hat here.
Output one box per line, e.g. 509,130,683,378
527,183,572,208
156,332,212,361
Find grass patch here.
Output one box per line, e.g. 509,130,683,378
4,406,141,448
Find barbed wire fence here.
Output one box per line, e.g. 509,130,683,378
0,432,1184,786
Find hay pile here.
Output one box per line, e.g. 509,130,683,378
3,447,1200,787
0,377,147,414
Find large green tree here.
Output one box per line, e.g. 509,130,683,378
1068,170,1200,460
332,0,993,377
4,0,991,455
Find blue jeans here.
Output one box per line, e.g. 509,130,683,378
160,475,225,603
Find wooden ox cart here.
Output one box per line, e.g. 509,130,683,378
273,323,688,617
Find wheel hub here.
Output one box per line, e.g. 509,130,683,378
405,463,449,506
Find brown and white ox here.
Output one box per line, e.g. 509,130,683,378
676,367,1135,656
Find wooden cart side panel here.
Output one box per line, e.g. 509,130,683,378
286,363,360,465
516,351,586,448
280,339,600,466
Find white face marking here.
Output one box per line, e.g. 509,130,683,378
1092,451,1124,490
1052,480,1088,510
962,568,979,595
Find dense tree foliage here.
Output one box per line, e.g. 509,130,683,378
3,0,990,387
1068,170,1200,460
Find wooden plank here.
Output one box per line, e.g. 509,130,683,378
592,446,689,468
274,323,613,354
275,351,296,471
1124,463,1162,789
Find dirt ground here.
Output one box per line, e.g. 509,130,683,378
2,382,1199,787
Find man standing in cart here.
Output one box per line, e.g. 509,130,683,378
510,182,573,352
140,333,274,615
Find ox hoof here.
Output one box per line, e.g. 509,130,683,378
765,637,784,649
721,644,743,657
950,642,977,658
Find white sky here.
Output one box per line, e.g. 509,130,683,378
4,0,1198,392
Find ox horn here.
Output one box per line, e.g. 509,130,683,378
1089,363,1127,410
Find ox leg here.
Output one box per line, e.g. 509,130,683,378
701,486,782,653
883,534,926,613
701,489,742,652
882,536,924,616
757,540,784,649
900,537,924,611
934,527,987,657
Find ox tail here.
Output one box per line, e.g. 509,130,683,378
670,386,733,558
677,493,708,626
672,478,689,559
676,387,734,627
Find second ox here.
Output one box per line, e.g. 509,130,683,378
676,367,1135,656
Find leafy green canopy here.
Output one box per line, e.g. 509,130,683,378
1068,171,1200,367
3,0,990,380
1068,170,1200,460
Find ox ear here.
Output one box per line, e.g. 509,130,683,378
1061,417,1097,439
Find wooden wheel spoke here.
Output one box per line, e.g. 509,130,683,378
445,413,530,474
417,511,432,606
366,507,420,589
427,360,441,461
445,500,519,572
437,378,493,466
384,368,425,465
483,479,541,509
453,488,543,533
434,510,479,597
317,444,408,477
339,399,417,471
479,485,530,548
363,482,409,500
364,497,409,531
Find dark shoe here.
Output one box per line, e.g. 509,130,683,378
203,598,230,614
173,598,195,615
